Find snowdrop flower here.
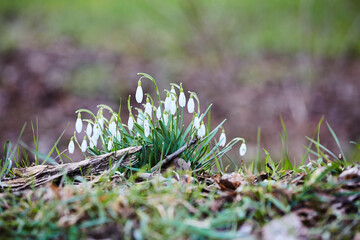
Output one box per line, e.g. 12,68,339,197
109,120,117,136
163,111,169,124
145,98,152,118
115,130,121,141
219,130,226,147
107,138,113,151
75,113,83,133
165,93,171,111
197,121,206,138
86,122,92,137
179,87,186,108
144,118,150,137
239,143,247,156
170,95,176,115
193,113,200,129
128,114,134,131
68,137,75,154
135,80,143,103
93,123,101,139
187,95,195,113
156,106,161,120
81,136,88,153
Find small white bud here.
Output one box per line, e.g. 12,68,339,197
86,122,92,137
144,118,150,137
197,121,206,138
135,80,143,103
170,96,176,115
187,96,195,113
156,106,161,120
179,91,186,108
68,138,75,154
107,138,113,151
75,113,83,133
239,143,247,156
163,111,169,124
128,115,134,131
193,114,200,129
115,130,121,141
145,99,152,118
219,131,226,147
109,121,117,136
93,123,101,139
81,137,88,153
165,93,171,111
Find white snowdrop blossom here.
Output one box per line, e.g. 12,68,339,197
219,131,226,147
170,95,176,115
68,137,75,154
165,93,171,111
239,143,247,156
145,99,152,118
193,114,200,129
93,123,101,139
156,106,161,120
179,89,186,107
144,118,150,137
187,96,195,113
108,138,113,151
109,121,117,136
115,130,121,141
98,116,105,130
81,137,88,153
135,80,143,103
75,113,83,133
128,115,134,131
197,121,206,138
86,122,92,137
163,111,169,124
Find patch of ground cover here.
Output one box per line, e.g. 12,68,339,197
0,158,359,239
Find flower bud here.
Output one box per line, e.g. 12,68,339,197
219,130,226,147
239,143,247,156
75,113,83,133
81,136,88,153
68,137,75,154
135,80,143,103
187,96,195,113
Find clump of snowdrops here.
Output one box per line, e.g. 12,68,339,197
68,73,246,173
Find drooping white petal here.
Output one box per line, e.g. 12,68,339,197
179,91,186,107
163,111,169,124
115,130,121,141
98,116,105,129
109,121,117,136
156,106,161,120
187,97,195,113
145,101,152,118
219,132,226,147
193,115,200,129
144,119,150,137
165,94,171,111
135,82,143,103
128,116,134,131
68,139,75,154
93,123,100,139
199,122,206,138
239,143,247,156
75,117,83,133
86,123,92,137
81,137,88,153
107,138,113,151
170,96,176,115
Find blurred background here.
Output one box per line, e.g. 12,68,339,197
1,0,360,165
